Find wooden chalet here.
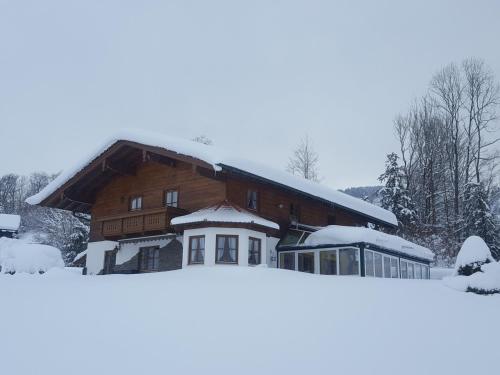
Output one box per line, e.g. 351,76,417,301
27,130,432,278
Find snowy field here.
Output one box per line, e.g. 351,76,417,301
1,267,498,375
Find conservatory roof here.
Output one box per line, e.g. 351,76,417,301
302,225,434,261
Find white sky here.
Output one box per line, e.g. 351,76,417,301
1,0,499,189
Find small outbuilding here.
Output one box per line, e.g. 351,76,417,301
0,214,21,239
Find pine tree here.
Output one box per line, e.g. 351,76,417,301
462,182,500,259
378,153,417,233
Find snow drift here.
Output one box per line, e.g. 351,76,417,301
0,237,64,274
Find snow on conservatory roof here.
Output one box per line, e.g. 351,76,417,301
0,214,21,232
304,225,434,261
171,201,280,230
26,129,397,227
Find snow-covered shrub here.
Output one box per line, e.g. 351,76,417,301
0,237,64,274
444,261,500,295
454,236,494,276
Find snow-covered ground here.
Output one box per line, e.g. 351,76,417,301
1,267,498,375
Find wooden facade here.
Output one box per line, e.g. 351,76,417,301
36,142,396,242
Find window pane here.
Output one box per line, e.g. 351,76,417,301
365,250,374,277
279,253,295,270
383,256,391,278
390,258,399,278
189,236,205,264
400,261,408,279
408,263,414,279
247,190,258,210
415,264,422,279
374,253,383,278
248,238,261,265
298,252,315,274
339,248,359,275
216,236,238,264
279,230,303,246
320,250,337,275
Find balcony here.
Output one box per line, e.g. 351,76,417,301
91,207,187,240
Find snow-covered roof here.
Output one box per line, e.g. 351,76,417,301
25,129,397,227
304,225,434,261
0,214,21,231
171,202,280,230
73,250,87,262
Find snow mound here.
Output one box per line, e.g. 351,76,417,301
454,236,494,272
0,238,64,274
444,262,500,294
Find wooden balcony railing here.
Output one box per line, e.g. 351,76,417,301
92,207,187,239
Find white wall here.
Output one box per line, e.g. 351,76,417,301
85,241,118,275
181,227,273,267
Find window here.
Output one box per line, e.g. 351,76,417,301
129,196,143,211
189,236,205,265
383,256,391,278
408,263,414,279
390,258,399,278
279,252,295,270
139,246,160,272
103,250,116,275
423,265,429,279
216,235,238,264
298,252,315,273
247,190,258,211
374,253,383,278
400,261,408,279
415,264,422,279
339,248,359,275
165,190,179,208
320,250,337,275
365,250,374,277
248,237,261,265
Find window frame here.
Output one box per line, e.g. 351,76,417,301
139,246,160,272
129,195,143,211
248,237,262,266
164,189,179,208
188,235,205,265
246,190,259,211
215,235,239,265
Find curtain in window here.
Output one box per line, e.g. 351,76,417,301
216,236,237,263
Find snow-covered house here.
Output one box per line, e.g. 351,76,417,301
26,129,432,277
0,214,21,239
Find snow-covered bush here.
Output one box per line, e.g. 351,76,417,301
0,237,64,274
444,261,500,295
454,236,494,276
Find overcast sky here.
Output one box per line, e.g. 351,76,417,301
1,0,499,189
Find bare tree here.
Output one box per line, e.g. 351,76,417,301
287,135,320,182
431,63,464,218
192,135,213,145
462,58,500,183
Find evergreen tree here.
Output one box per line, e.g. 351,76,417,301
462,182,500,259
378,153,417,233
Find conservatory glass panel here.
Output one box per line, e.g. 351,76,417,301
374,253,383,278
400,261,408,279
298,252,315,274
339,248,359,276
408,263,414,279
390,258,399,278
279,253,295,270
383,256,391,278
320,250,337,275
365,250,374,277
